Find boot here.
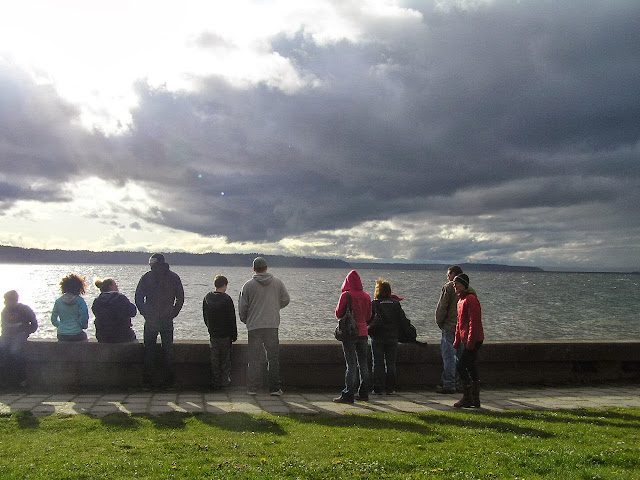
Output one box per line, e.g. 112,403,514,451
470,380,481,408
453,382,473,408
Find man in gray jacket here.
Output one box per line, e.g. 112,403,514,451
434,265,463,394
238,257,290,396
135,253,184,389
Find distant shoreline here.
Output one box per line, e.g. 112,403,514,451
0,244,621,273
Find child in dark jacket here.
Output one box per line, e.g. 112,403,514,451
203,275,237,389
1,290,38,387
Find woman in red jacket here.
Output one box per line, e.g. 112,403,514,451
452,274,484,408
333,270,371,403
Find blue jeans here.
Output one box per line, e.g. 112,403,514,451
440,329,459,389
341,336,369,400
143,326,174,386
371,337,398,393
209,336,232,388
247,328,280,392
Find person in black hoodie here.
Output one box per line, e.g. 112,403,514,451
203,274,237,389
92,278,137,343
369,278,409,395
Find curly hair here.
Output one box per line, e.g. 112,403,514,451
60,274,87,295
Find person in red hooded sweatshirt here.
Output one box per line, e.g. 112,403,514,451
333,270,371,403
452,273,484,408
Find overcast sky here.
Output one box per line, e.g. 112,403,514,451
1,0,639,271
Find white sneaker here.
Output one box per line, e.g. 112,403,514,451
247,390,257,395
270,389,283,396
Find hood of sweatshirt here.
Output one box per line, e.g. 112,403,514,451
149,262,171,275
94,291,120,307
253,272,273,285
204,291,229,306
61,293,80,304
459,286,478,299
341,270,363,292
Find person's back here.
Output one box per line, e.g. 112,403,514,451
335,270,371,335
238,257,289,395
135,262,184,327
203,291,237,339
203,274,237,389
92,290,137,343
135,253,184,389
238,271,289,330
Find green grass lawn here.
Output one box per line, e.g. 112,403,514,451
0,408,638,479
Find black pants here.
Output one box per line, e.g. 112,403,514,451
456,341,483,382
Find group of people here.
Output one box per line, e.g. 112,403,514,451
331,266,484,408
1,256,484,408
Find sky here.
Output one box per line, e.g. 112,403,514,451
1,0,639,271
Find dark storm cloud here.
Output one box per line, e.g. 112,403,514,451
1,0,639,267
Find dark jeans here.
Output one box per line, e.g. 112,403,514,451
209,336,232,388
143,326,174,386
0,335,28,386
247,328,280,392
57,331,88,342
341,336,370,400
370,337,398,393
456,341,483,382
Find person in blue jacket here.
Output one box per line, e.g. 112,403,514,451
51,274,89,342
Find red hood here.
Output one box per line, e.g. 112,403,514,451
341,270,363,292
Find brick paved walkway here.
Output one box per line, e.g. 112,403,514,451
0,384,638,417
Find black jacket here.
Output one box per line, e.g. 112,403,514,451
203,291,237,340
369,298,408,340
92,292,137,343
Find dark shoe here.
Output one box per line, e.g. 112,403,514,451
435,385,457,394
333,396,354,404
453,383,474,408
355,394,369,401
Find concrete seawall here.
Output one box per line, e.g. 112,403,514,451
22,340,640,390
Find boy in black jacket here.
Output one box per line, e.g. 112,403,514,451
202,275,237,389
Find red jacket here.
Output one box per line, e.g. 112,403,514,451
335,270,371,337
453,291,484,350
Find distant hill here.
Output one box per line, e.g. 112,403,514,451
0,245,543,272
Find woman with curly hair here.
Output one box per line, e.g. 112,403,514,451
51,273,89,342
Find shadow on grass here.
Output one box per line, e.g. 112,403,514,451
195,412,287,435
99,412,141,429
488,407,640,429
414,411,555,438
288,412,435,435
14,410,40,429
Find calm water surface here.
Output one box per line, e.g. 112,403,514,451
1,264,638,342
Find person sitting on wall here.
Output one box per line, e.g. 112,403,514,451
92,278,138,343
51,274,89,342
1,290,38,388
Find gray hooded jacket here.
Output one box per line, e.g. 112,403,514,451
238,272,290,331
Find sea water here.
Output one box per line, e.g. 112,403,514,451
1,264,638,342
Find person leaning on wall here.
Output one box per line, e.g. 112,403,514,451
434,265,463,394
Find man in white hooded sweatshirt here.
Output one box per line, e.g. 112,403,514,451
238,257,290,396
